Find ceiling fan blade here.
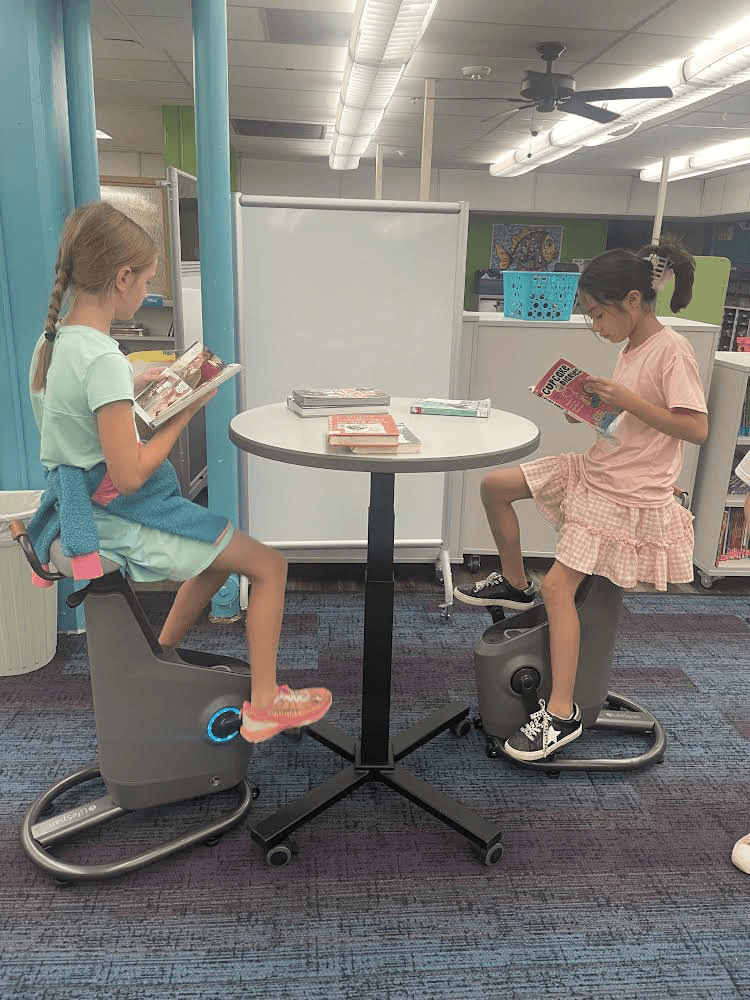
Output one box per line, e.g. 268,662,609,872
574,86,674,102
480,105,532,127
562,99,619,123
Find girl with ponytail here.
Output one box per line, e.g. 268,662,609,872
28,202,332,744
454,241,708,762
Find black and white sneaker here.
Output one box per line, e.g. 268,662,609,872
454,571,536,610
504,700,582,761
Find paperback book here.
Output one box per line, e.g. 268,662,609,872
349,423,421,455
292,387,390,408
530,358,622,440
327,412,400,447
133,342,242,429
409,397,491,417
287,396,389,417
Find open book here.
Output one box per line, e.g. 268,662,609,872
530,358,622,439
133,342,243,429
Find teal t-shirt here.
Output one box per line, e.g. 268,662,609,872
30,325,134,470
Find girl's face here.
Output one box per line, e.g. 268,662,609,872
113,259,158,320
579,291,641,343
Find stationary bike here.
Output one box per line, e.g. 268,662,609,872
11,521,259,882
473,575,666,772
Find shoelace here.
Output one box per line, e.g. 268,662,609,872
520,700,551,740
474,572,503,591
275,684,313,704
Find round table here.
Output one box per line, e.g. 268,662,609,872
229,398,539,865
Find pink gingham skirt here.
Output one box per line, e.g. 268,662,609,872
520,452,695,591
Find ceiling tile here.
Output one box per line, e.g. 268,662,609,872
264,8,352,45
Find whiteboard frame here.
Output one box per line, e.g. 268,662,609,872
232,193,469,564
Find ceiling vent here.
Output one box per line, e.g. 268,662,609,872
230,119,327,140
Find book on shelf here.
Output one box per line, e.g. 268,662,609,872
716,506,750,563
409,397,490,417
327,412,400,447
728,472,750,495
133,341,242,429
286,396,389,417
349,423,421,455
291,387,390,408
530,358,622,440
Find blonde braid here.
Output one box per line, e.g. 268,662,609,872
33,253,72,392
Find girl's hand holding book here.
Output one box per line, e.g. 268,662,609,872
133,366,166,394
583,377,634,412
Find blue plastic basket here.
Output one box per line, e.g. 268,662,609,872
503,271,580,321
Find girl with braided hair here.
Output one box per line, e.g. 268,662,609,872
29,202,332,744
454,243,707,761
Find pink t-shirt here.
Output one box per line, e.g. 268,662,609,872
581,327,707,507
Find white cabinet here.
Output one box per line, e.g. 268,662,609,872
452,313,719,564
692,352,750,587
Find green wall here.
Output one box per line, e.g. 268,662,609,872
464,214,608,309
162,105,238,191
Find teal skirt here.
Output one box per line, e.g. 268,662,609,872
92,508,235,583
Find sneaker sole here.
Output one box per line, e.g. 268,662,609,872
453,588,534,611
240,700,332,745
503,724,583,762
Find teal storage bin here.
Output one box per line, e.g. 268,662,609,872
504,271,580,321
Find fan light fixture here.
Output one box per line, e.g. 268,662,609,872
330,0,441,170
490,20,750,177
639,137,750,182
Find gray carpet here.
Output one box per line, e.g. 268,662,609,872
1,587,749,999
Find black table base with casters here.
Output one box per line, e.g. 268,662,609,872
250,472,504,868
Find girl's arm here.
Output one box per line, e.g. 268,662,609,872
583,377,708,445
96,393,214,495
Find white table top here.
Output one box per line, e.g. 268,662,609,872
229,397,540,474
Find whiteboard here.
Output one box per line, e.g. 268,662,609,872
234,195,469,561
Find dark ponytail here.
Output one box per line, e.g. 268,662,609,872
578,241,695,315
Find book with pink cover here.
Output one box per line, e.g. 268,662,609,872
530,358,622,439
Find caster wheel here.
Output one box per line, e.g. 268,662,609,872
473,715,483,731
465,555,481,573
265,842,293,867
435,568,444,585
450,717,473,739
251,786,261,799
545,769,561,779
54,877,72,887
485,737,503,759
476,841,504,867
282,728,304,742
204,835,222,847
699,573,714,589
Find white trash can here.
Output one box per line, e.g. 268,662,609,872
0,491,57,676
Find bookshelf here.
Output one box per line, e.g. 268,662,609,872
692,352,750,587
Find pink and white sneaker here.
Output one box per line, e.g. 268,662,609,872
240,685,332,744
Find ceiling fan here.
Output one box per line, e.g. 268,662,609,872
476,42,674,126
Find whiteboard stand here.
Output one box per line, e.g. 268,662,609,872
233,195,469,611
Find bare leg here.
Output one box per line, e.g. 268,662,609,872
540,560,587,718
479,467,533,590
159,532,286,708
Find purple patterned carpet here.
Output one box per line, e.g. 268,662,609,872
1,587,749,999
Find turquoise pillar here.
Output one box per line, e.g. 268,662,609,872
192,0,241,619
0,0,73,496
62,0,100,205
56,0,100,628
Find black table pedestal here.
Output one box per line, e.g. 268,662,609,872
250,472,503,865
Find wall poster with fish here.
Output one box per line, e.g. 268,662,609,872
490,224,564,271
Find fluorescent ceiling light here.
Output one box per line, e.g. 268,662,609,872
639,137,750,182
329,0,440,170
489,29,750,177
96,129,112,139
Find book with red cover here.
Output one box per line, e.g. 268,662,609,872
530,358,622,438
327,412,400,447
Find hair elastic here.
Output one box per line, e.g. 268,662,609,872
646,253,673,292
44,328,57,343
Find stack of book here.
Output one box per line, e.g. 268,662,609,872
287,387,390,416
327,413,400,449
